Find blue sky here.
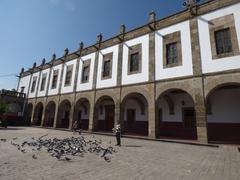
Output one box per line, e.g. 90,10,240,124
0,0,190,90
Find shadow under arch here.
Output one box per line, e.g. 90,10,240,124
206,83,240,143
121,92,149,136
32,102,44,126
73,97,90,130
43,101,56,127
56,99,71,129
156,88,197,140
94,95,115,132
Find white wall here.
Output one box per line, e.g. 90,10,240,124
122,34,149,85
198,3,240,74
61,59,77,94
28,72,40,98
157,93,194,122
123,99,148,122
155,21,193,80
48,64,62,96
37,68,50,97
76,53,96,92
207,88,240,123
18,75,31,95
96,45,119,89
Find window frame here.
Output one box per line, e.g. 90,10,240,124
128,44,142,75
81,59,91,84
64,65,73,87
51,70,59,89
162,31,182,68
209,14,239,59
31,77,37,93
40,73,47,91
101,53,113,80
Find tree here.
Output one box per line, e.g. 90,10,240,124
0,100,9,128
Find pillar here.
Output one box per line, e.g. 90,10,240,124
148,84,156,138
194,78,208,143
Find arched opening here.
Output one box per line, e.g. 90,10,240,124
27,103,33,126
206,84,240,143
56,100,71,129
43,101,56,127
121,93,148,136
32,102,43,126
74,98,90,130
94,96,115,132
156,89,197,140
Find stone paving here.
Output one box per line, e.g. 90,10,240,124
0,127,239,180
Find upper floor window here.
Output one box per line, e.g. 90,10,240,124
51,70,58,89
64,65,73,86
20,86,25,93
209,14,239,59
128,44,142,75
214,28,232,55
81,60,90,83
82,65,89,83
31,77,37,93
40,74,47,91
102,53,112,79
162,31,182,68
166,42,178,65
130,52,139,73
103,60,111,77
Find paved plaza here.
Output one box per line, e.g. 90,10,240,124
0,127,239,180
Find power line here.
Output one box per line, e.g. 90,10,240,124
0,73,18,78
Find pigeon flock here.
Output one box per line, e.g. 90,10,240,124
0,135,116,162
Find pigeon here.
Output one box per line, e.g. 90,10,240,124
9,135,116,162
65,157,71,161
0,139,7,142
32,154,37,159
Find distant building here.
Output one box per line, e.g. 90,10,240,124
18,0,240,143
0,89,26,126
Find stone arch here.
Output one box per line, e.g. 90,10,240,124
56,99,71,129
94,95,115,132
74,97,90,130
43,101,56,127
121,92,149,136
205,82,240,143
156,88,197,140
156,82,195,103
32,102,44,126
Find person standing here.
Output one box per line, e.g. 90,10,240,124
113,124,121,146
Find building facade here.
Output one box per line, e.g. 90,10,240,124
18,0,240,143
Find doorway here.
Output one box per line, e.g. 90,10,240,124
127,109,136,130
105,105,114,131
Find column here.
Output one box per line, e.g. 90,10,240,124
194,78,208,143
148,84,156,138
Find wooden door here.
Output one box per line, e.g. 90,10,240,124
127,109,136,129
183,108,196,129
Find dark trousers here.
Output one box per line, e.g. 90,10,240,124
116,132,121,145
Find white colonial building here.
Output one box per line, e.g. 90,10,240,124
18,0,240,144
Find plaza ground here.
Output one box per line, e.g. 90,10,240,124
0,127,239,180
